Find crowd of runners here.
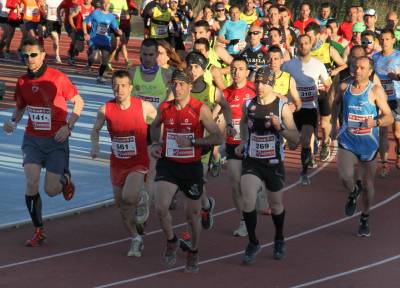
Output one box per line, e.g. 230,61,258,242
1,0,400,273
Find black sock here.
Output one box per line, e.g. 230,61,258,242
167,234,177,243
25,194,43,228
272,210,285,241
243,210,258,245
301,147,311,174
99,64,107,76
361,213,369,221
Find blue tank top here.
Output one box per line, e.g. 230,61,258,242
372,50,400,101
338,81,379,161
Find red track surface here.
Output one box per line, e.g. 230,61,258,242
1,31,400,288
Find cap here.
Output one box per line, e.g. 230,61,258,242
352,22,366,33
255,66,275,86
185,51,208,70
215,2,225,10
171,69,193,84
364,8,376,17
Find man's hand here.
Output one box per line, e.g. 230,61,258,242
3,120,16,135
269,113,282,131
150,143,163,158
226,124,236,137
91,145,99,159
54,125,71,142
234,143,244,157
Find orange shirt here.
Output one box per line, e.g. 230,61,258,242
20,0,41,22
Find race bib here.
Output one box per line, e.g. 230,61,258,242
138,95,160,107
233,41,247,53
96,23,109,36
298,86,318,102
26,7,39,17
381,79,395,98
233,119,241,141
347,113,373,135
249,134,276,159
112,136,137,159
27,106,51,130
47,7,57,17
155,25,168,36
166,132,194,158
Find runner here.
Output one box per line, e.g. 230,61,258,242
44,0,64,63
224,56,256,237
372,28,400,175
331,56,393,236
282,34,331,185
83,0,123,83
361,30,380,58
240,0,258,27
235,66,299,264
316,2,333,27
150,69,223,273
90,70,157,257
2,38,84,247
338,5,358,41
142,0,171,42
293,2,319,34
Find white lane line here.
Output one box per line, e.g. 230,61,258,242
290,254,400,288
94,191,400,288
0,143,336,268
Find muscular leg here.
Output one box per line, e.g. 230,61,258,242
337,148,358,192
183,197,202,250
50,31,61,61
300,124,314,175
320,115,332,145
359,159,377,214
228,159,243,211
44,170,64,197
155,181,179,240
24,164,43,228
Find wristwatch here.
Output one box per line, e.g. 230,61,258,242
67,122,75,131
190,138,196,146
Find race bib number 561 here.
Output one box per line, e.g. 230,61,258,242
166,132,194,158
112,136,137,159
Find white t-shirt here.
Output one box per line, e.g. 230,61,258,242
45,0,63,21
0,0,10,18
282,57,329,109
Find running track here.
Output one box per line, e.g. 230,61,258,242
0,31,400,288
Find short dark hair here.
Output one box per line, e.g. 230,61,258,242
297,34,311,43
268,45,283,56
361,30,376,39
320,2,331,9
326,19,338,26
380,28,396,38
22,38,45,52
300,2,312,11
269,27,282,36
112,70,131,85
193,20,210,32
268,4,280,12
231,55,248,67
304,22,320,34
229,4,240,13
140,38,158,50
193,38,210,51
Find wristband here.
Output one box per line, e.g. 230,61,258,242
190,138,196,146
67,122,74,131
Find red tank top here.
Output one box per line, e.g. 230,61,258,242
224,80,256,145
160,97,204,163
105,97,149,169
74,4,94,30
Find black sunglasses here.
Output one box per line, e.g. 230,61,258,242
216,9,225,12
23,52,40,59
361,40,373,45
248,31,261,36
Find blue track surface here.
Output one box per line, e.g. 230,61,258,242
0,74,116,227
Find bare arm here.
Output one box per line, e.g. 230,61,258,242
90,105,106,158
288,77,301,111
197,104,223,146
372,85,394,127
67,94,84,127
215,44,233,65
210,66,226,91
214,88,232,126
329,47,348,77
142,100,157,124
279,104,299,149
331,82,346,138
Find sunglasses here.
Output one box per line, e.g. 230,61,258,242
23,52,40,59
248,31,261,36
361,40,373,45
216,9,225,12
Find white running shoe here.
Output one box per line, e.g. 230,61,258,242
127,237,143,257
233,220,248,237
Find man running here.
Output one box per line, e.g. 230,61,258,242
235,66,299,264
2,38,84,246
150,69,223,273
91,70,157,257
332,56,393,236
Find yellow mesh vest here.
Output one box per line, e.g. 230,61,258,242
310,42,332,68
273,71,291,97
131,67,167,107
150,6,171,39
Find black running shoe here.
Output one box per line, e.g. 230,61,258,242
273,239,285,260
242,242,261,265
345,186,361,216
358,215,371,237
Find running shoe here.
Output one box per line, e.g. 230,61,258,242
379,162,390,178
55,56,62,64
313,138,320,156
210,156,221,177
308,158,317,169
62,172,75,201
184,250,199,273
273,239,285,260
357,214,370,237
106,63,113,71
96,76,106,84
163,238,178,267
127,237,143,257
300,173,310,186
25,227,46,247
136,188,149,224
201,197,215,230
242,242,261,265
320,142,331,162
179,231,191,252
345,186,361,217
233,220,248,237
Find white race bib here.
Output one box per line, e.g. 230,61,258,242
249,134,276,159
166,132,194,158
138,95,160,107
347,113,373,135
233,119,241,141
96,23,109,36
27,106,51,130
233,41,247,53
112,136,137,159
381,79,395,98
298,86,318,102
155,25,168,36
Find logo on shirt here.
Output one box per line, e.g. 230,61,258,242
168,118,174,125
182,118,192,126
32,85,39,93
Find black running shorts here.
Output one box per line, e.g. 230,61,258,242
293,108,318,130
242,158,285,192
318,90,332,117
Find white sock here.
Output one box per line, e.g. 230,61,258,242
133,235,142,241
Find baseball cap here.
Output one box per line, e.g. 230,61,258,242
171,69,193,84
215,2,225,10
364,8,376,17
185,51,208,70
255,66,275,86
352,22,366,33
